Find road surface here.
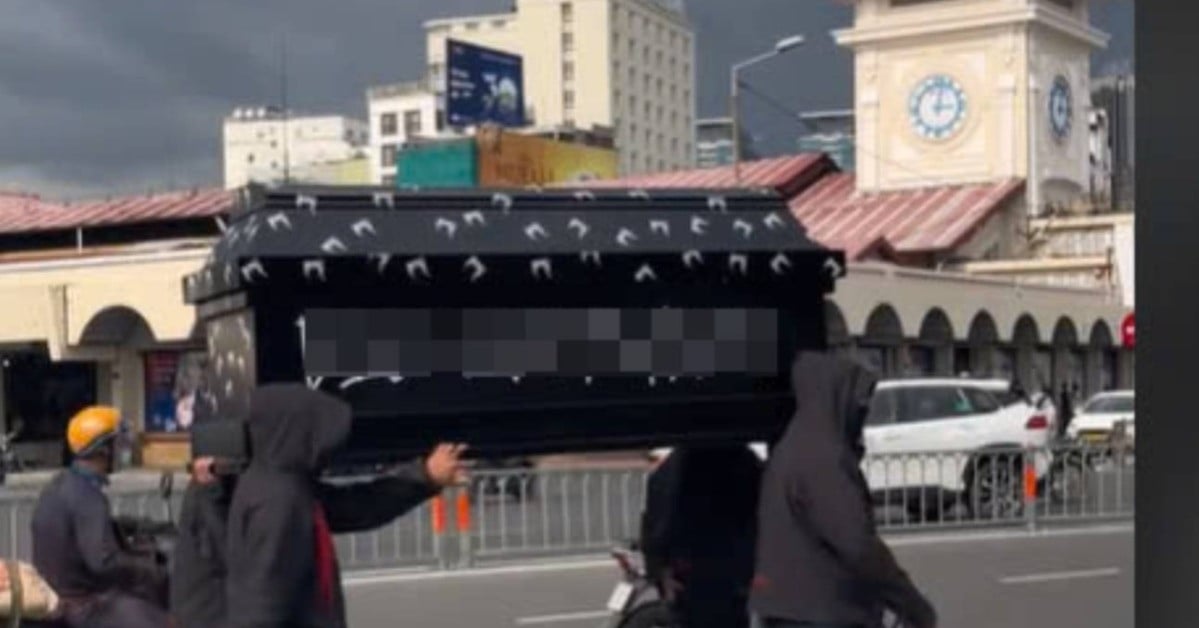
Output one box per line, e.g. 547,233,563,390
344,524,1134,628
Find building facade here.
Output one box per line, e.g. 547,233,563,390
797,110,856,172
366,83,447,185
1090,74,1135,211
423,0,696,176
222,108,369,189
695,117,757,168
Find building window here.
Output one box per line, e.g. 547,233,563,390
629,39,636,56
270,140,278,149
381,113,398,136
645,102,651,118
644,75,650,92
670,85,677,100
563,61,575,82
381,144,398,167
563,32,574,52
629,95,637,112
271,161,278,170
658,159,666,171
628,66,636,85
656,50,664,67
383,174,397,186
561,2,573,21
492,19,508,28
657,106,664,123
564,90,575,110
643,45,650,63
246,153,255,164
657,78,663,97
645,129,652,144
436,110,446,131
465,21,479,31
403,110,422,136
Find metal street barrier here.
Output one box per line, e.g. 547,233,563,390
0,443,1133,571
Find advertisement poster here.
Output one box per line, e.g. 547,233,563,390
476,130,618,187
446,39,526,128
144,350,209,433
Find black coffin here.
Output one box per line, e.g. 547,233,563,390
183,185,846,463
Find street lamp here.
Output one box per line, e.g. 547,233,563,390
730,34,806,183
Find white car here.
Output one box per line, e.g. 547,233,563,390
861,378,1054,518
1068,390,1135,444
974,379,1059,434
652,378,1053,518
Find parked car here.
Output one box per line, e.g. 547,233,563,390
862,378,1054,519
1068,390,1135,445
975,378,1059,435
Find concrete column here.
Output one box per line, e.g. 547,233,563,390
0,362,7,434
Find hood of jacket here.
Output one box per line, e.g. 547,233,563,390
247,383,352,475
776,351,878,463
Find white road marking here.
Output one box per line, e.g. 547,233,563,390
999,567,1122,585
344,558,613,587
343,523,1133,588
515,610,611,625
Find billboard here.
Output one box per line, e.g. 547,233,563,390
476,130,618,187
446,39,526,128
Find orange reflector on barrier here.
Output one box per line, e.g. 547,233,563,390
456,491,472,532
1023,464,1038,502
431,496,447,534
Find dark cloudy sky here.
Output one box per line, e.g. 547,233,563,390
0,0,1132,199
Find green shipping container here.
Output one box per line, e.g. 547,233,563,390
396,139,478,188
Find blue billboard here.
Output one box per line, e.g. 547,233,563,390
445,38,526,128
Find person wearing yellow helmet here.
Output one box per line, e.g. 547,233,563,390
30,406,171,628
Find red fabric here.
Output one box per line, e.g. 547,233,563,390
312,504,337,611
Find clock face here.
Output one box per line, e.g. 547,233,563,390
908,74,968,141
1049,75,1073,141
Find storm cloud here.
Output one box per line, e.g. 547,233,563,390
0,0,1132,199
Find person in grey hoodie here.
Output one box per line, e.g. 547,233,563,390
750,351,937,628
222,383,466,628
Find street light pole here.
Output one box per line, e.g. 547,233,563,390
731,35,806,184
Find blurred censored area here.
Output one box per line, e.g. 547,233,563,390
303,307,780,376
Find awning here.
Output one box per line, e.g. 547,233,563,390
0,188,234,236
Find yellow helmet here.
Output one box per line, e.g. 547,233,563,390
67,406,121,456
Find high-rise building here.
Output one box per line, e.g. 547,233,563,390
797,110,855,172
694,117,756,168
422,0,696,175
1091,75,1135,211
221,108,368,189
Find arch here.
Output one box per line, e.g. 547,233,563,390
863,304,903,344
1089,319,1114,347
824,300,850,347
966,311,999,345
917,308,954,344
77,306,156,346
1012,314,1041,346
1051,317,1079,347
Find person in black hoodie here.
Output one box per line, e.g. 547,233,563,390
222,383,466,628
750,351,937,628
640,444,763,628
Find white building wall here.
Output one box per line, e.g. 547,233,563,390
422,0,695,176
222,111,368,189
366,86,445,185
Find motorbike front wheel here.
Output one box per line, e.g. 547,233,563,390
614,601,675,628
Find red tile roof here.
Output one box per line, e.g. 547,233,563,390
0,188,234,235
578,154,835,197
789,174,1025,260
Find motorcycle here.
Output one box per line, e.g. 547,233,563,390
14,472,178,628
603,541,674,628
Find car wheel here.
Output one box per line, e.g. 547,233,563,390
967,458,1024,520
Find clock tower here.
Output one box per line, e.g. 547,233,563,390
834,0,1109,216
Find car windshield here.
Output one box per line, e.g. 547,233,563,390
1083,395,1134,414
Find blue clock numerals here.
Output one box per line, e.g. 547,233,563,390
909,74,968,141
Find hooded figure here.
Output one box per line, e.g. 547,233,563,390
750,351,937,628
640,445,763,628
170,389,238,628
223,384,449,628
